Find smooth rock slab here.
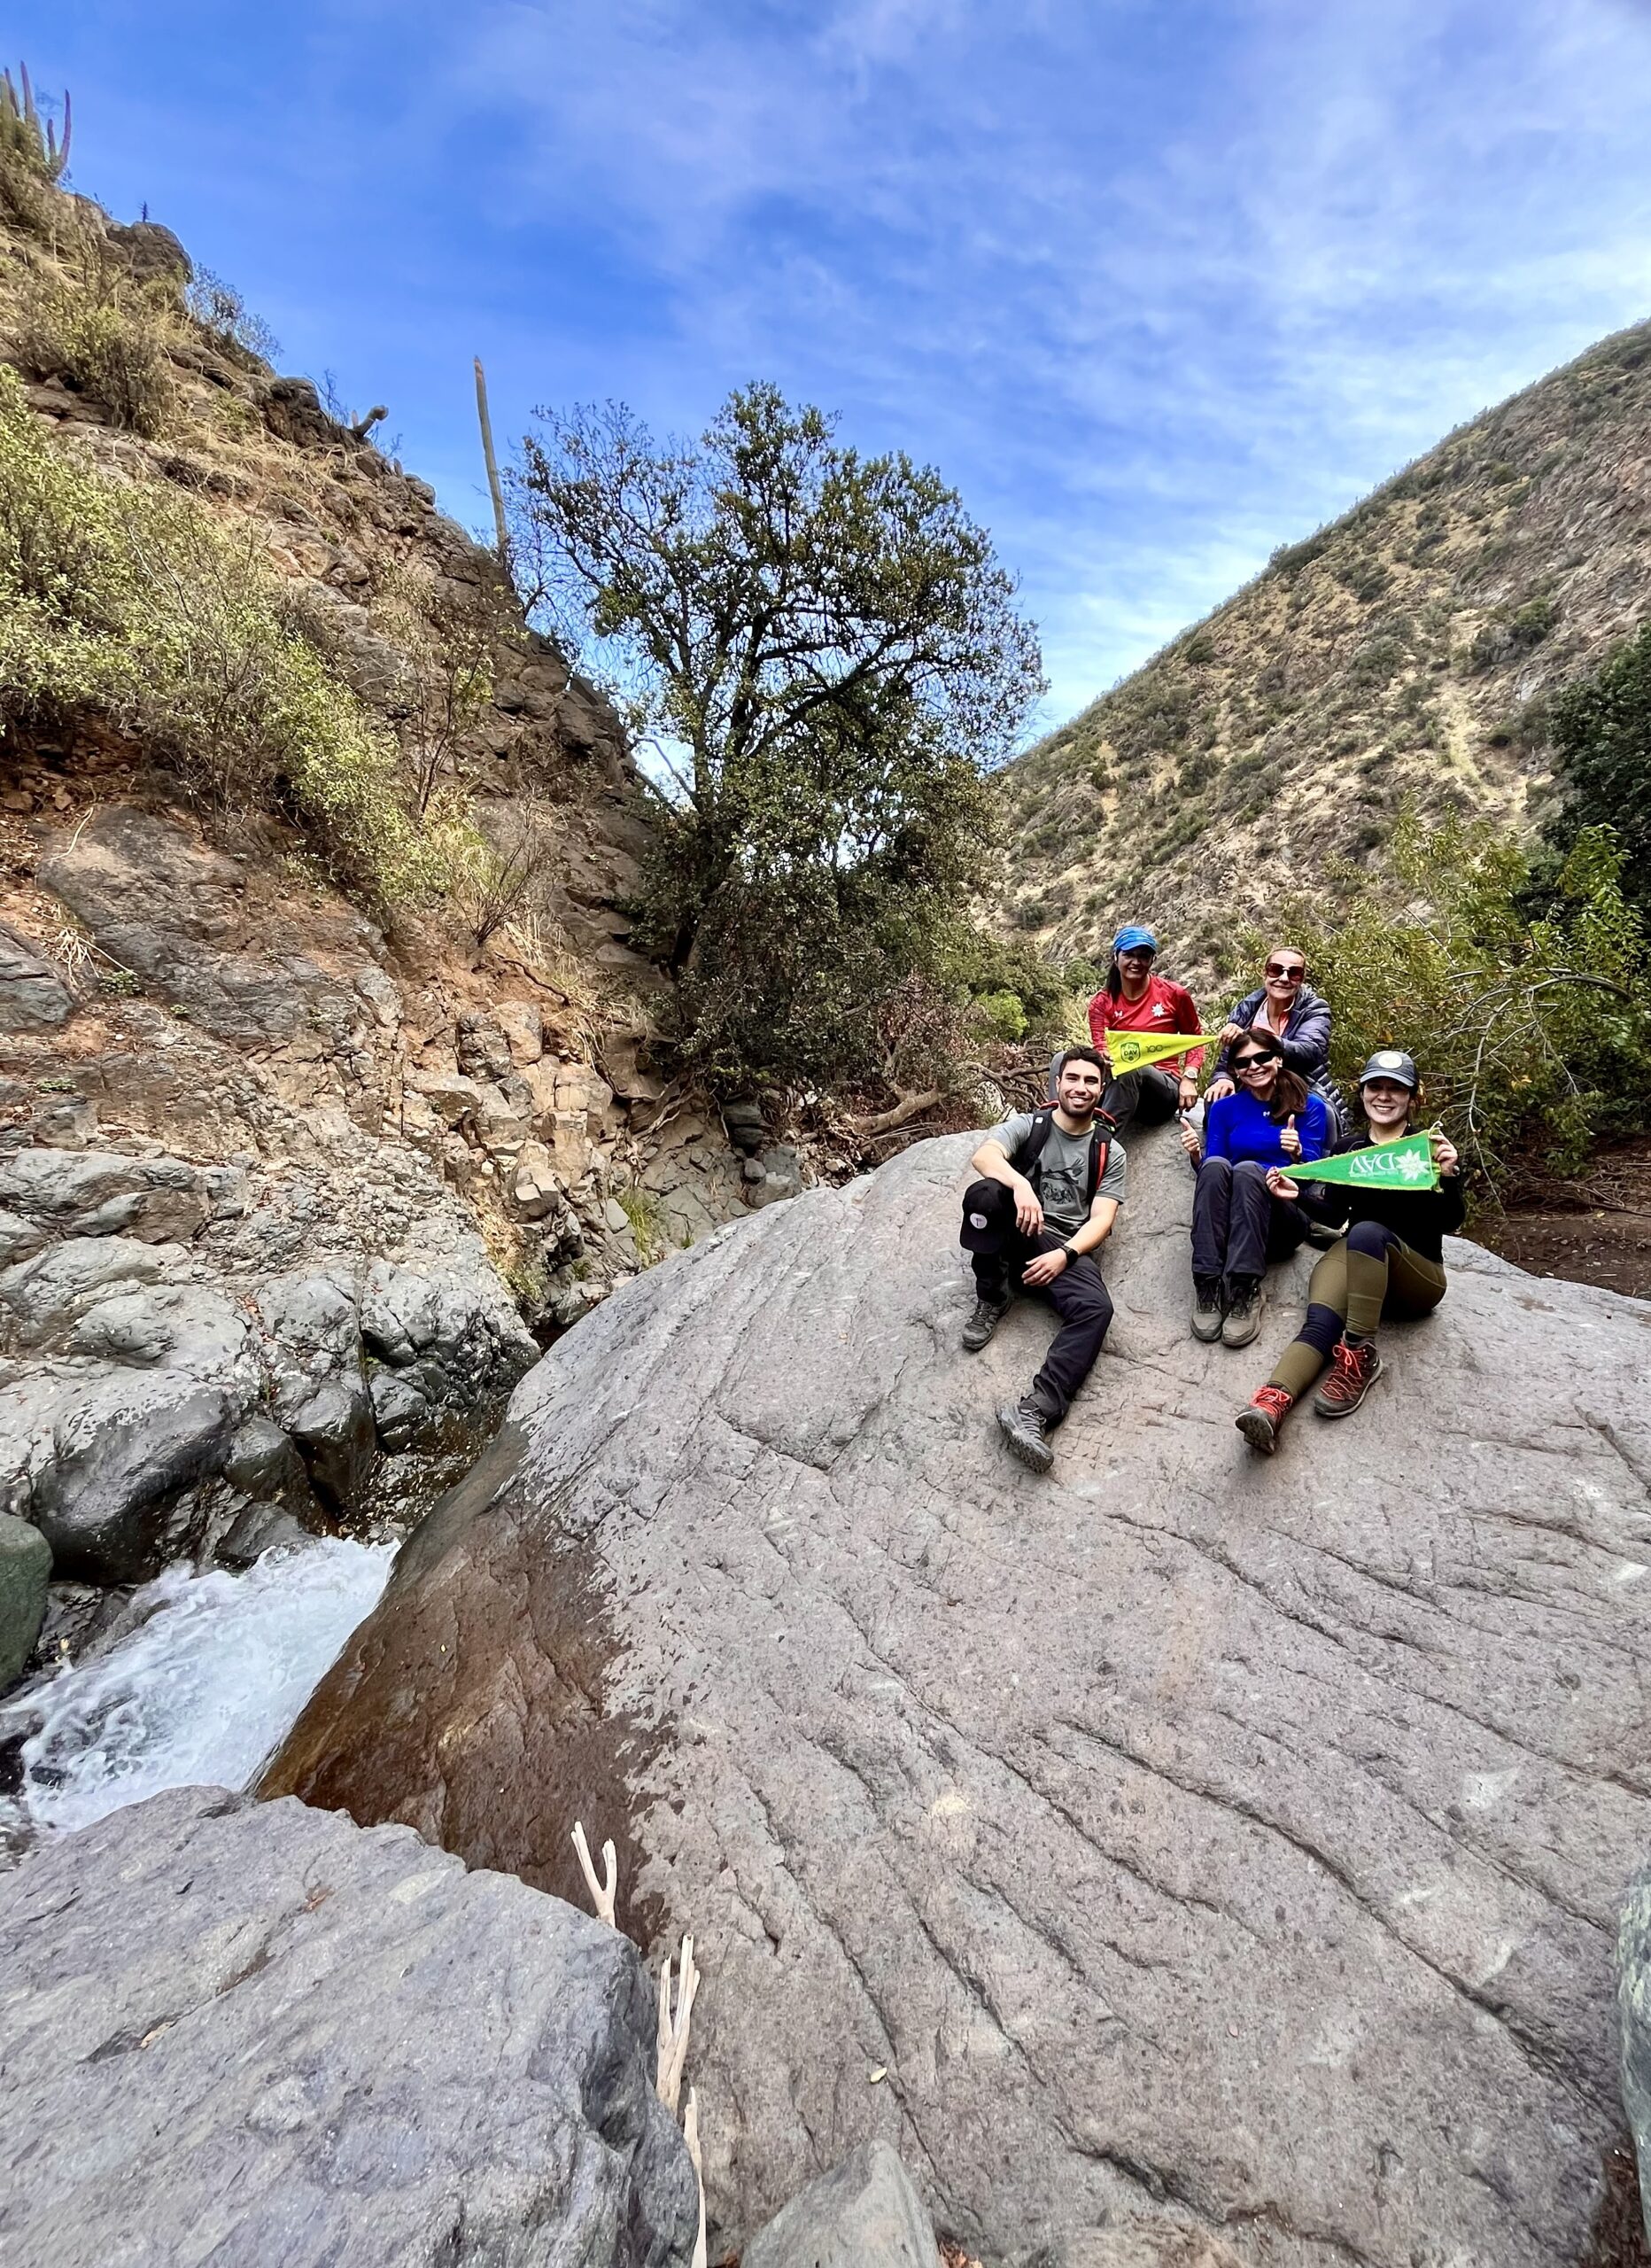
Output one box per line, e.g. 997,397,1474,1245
0,1785,699,2268
268,1129,1651,2266
742,2140,939,2268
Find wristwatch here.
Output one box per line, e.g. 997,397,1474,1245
1060,1242,1078,1262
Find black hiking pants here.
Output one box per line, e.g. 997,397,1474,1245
1100,1062,1181,1138
1190,1156,1307,1283
961,1178,1113,1425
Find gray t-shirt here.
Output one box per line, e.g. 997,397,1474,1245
986,1112,1128,1239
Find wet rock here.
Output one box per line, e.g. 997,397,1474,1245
66,1291,174,1364
271,1128,1651,2264
0,1234,184,1348
0,1511,50,1690
30,1379,238,1582
743,2141,939,2268
288,1375,375,1515
0,1784,700,2267
0,921,74,1030
359,1260,442,1364
368,1368,430,1452
222,1416,311,1501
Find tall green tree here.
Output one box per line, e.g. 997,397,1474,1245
510,384,1044,1085
1547,618,1651,914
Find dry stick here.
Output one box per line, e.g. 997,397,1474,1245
683,2087,708,2268
656,1935,699,2115
473,356,510,570
570,1820,617,1929
571,1824,707,2244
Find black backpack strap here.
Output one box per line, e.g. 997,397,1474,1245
1008,1110,1054,1182
1012,1111,1112,1215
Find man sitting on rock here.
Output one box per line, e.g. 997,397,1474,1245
958,1046,1126,1474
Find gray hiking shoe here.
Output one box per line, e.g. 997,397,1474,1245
997,1397,1054,1474
962,1295,1010,1352
1221,1277,1265,1348
1191,1275,1225,1342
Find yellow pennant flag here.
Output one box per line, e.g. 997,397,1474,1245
1105,1027,1207,1073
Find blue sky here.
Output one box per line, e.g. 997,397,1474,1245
14,1,1651,734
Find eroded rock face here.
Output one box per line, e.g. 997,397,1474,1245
0,1144,537,1587
270,1127,1651,2267
0,1784,699,2268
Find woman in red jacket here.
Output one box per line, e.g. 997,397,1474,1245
1087,924,1204,1137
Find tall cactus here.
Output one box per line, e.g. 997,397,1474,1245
1,63,72,182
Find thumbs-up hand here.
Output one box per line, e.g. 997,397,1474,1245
1278,1114,1301,1161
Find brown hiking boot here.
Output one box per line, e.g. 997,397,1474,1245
1314,1340,1383,1418
1236,1384,1293,1455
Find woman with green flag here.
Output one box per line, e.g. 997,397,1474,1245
1235,1049,1462,1453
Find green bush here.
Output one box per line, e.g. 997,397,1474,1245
1272,809,1650,1194
970,988,1027,1045
1546,620,1651,916
0,364,431,899
15,242,174,436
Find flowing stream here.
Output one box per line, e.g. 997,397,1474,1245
0,1539,393,1838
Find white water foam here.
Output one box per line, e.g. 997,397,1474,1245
1,1539,393,1833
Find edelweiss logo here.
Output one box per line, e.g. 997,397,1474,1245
1393,1150,1431,1182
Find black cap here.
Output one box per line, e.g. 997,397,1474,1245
1356,1048,1419,1091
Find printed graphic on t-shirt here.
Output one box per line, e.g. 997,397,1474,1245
1037,1156,1086,1228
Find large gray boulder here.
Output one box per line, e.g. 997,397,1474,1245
267,1128,1651,2265
0,1784,699,2267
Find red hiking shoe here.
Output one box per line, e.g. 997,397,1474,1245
1235,1384,1293,1455
1314,1340,1384,1418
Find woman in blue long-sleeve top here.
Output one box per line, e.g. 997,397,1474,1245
1181,1028,1329,1348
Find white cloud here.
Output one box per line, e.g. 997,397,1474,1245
415,0,1651,718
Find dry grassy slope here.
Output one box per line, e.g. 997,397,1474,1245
0,198,652,983
1000,317,1651,987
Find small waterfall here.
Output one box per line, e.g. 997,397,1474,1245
0,1540,393,1837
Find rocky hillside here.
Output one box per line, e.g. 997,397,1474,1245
0,167,802,1662
1001,318,1651,981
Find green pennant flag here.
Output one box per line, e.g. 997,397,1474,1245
1105,1027,1207,1073
1279,1132,1439,1192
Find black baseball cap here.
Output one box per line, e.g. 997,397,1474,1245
1356,1049,1419,1091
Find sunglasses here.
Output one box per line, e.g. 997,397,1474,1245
1265,962,1305,980
1234,1055,1275,1075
